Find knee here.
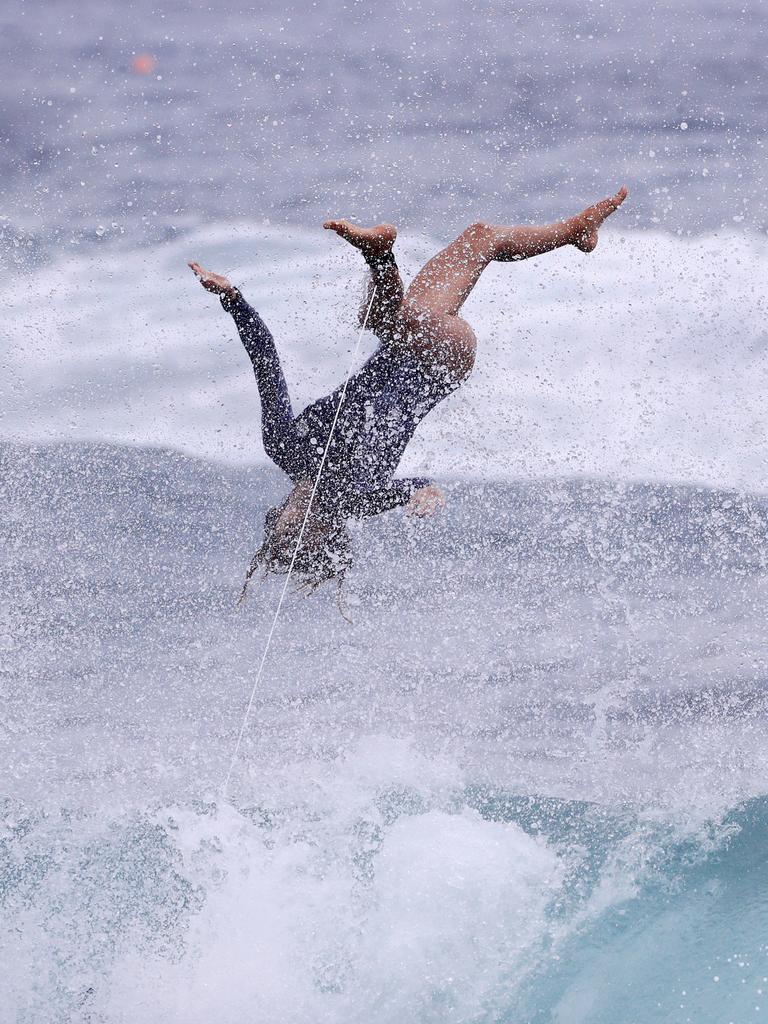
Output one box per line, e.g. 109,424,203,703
463,221,493,244
452,222,495,261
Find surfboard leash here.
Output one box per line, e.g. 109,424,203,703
222,286,377,799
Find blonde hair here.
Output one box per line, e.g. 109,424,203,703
238,504,353,607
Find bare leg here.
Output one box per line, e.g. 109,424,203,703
400,187,628,379
323,220,404,343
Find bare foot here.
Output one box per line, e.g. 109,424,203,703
188,261,236,296
569,186,628,253
323,219,397,260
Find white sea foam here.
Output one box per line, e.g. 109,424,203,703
2,224,766,490
86,738,560,1024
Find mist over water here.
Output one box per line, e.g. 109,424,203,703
3,1,768,1022
2,0,768,251
3,441,768,1022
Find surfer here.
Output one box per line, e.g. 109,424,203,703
189,186,627,598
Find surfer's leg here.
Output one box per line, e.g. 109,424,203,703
399,187,627,378
405,187,628,320
323,220,404,343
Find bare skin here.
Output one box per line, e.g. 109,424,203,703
324,186,628,382
191,185,627,544
188,261,237,298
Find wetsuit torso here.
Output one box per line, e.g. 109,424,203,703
295,341,457,517
223,290,457,519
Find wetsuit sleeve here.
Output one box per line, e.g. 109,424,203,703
343,477,433,519
219,288,308,481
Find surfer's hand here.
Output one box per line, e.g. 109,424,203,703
406,484,445,518
188,261,236,297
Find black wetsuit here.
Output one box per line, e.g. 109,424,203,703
222,289,457,519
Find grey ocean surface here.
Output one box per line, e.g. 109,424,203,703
5,442,766,808
2,0,767,255
3,0,768,1021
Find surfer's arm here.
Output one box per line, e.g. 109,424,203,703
345,478,437,519
219,289,272,364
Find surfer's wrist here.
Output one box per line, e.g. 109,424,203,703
220,286,241,310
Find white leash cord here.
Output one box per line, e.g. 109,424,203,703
221,287,377,798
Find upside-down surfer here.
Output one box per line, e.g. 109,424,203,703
189,187,627,598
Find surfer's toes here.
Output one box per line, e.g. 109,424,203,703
590,186,628,223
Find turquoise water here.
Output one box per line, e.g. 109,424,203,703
4,783,768,1022
513,797,768,1023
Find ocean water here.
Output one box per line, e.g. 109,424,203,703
3,441,768,1023
2,0,768,248
3,1,768,1022
3,222,768,489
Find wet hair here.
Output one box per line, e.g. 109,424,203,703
238,501,353,609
